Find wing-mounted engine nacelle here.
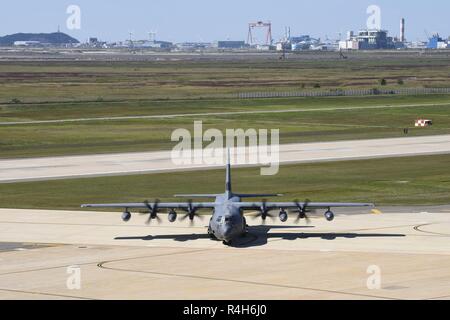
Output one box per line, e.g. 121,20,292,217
168,210,177,223
324,210,334,222
122,211,131,222
279,210,288,222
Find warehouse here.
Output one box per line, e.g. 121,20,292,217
339,29,394,50
217,41,246,49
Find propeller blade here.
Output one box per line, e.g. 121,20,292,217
252,213,261,221
180,200,203,226
304,214,311,225
304,199,311,211
293,199,313,224
145,211,153,225
143,199,161,225
257,199,274,223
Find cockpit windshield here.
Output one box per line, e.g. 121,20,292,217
217,216,233,224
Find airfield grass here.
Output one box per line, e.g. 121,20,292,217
1,54,450,158
1,55,450,103
1,94,450,158
2,94,450,122
1,54,449,209
0,154,450,210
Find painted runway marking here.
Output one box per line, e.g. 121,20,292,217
1,102,449,126
0,288,94,300
97,255,399,300
414,224,450,237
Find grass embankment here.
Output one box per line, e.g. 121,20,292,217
1,95,449,158
0,154,449,210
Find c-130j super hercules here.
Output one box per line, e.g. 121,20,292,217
82,151,373,245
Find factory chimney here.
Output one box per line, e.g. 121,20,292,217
400,18,406,42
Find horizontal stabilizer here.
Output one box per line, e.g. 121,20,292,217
236,194,283,198
174,194,219,198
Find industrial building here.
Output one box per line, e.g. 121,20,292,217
339,29,395,50
358,30,393,49
291,35,320,51
275,33,333,52
13,41,41,47
217,41,246,49
133,40,173,49
427,34,448,49
174,42,213,51
339,18,409,50
87,37,108,48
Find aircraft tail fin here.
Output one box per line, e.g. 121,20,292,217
226,149,232,194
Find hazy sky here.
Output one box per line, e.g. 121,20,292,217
0,0,448,42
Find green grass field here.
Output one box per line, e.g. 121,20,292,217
1,55,450,159
1,154,449,210
1,54,449,103
1,94,450,158
1,54,450,208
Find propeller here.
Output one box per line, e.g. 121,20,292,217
140,199,162,225
293,199,315,224
254,200,275,225
180,200,203,226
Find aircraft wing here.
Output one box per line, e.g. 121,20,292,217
81,202,216,210
236,202,374,210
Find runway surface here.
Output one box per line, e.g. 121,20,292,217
0,207,450,300
1,135,450,183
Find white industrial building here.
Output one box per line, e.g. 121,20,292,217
437,42,448,49
339,40,359,50
13,41,41,47
339,29,394,50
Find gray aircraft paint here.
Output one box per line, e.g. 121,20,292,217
82,150,373,245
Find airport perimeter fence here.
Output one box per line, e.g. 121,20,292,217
237,87,450,99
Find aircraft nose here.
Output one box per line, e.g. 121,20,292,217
222,225,233,241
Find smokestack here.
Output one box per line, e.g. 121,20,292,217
400,18,406,42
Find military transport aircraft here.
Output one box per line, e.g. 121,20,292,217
82,151,374,245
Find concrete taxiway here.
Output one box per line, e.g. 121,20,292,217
1,135,450,183
0,207,449,300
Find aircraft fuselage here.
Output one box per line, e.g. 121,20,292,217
208,194,246,244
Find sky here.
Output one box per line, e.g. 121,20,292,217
0,0,448,43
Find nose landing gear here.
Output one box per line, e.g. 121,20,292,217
207,227,216,239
